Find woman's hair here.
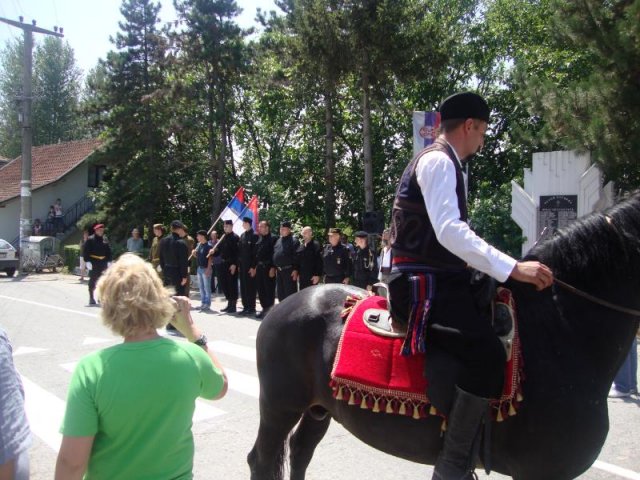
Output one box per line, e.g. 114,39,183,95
96,253,174,337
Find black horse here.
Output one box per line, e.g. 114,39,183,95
248,193,640,480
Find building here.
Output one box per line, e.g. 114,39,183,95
0,139,103,244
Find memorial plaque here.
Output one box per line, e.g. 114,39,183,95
538,195,578,237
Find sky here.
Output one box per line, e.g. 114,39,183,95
0,0,277,77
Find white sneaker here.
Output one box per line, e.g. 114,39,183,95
608,387,631,398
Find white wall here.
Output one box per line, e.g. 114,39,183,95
0,162,89,242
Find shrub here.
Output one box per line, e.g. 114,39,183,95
64,245,81,272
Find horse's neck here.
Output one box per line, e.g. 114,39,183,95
516,286,638,393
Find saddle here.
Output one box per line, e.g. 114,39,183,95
331,288,524,425
365,279,516,360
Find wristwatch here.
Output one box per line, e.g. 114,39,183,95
193,334,208,348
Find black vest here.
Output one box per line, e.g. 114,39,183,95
390,137,467,268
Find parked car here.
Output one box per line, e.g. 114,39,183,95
0,238,19,277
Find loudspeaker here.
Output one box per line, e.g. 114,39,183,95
361,211,385,234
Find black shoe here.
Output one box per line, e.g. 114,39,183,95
255,308,269,319
89,298,97,306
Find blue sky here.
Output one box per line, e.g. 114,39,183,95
0,0,277,77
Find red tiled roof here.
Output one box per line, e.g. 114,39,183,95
0,139,102,203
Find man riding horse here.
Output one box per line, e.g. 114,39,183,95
388,92,554,479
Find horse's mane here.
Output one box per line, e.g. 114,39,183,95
530,192,640,292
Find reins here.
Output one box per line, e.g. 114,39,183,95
554,278,640,317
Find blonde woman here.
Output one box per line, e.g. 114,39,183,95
55,254,227,480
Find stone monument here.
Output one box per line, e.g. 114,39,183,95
511,151,614,256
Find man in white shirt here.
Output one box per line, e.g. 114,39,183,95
389,92,553,479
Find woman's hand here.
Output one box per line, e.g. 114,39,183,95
170,296,199,341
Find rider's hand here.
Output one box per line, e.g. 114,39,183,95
509,261,553,291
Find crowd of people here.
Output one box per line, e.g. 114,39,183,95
142,217,386,318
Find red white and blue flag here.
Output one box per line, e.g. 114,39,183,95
413,111,441,156
233,195,259,236
219,187,245,225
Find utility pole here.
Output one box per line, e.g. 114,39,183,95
0,17,63,274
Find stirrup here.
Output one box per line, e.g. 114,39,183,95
364,282,407,337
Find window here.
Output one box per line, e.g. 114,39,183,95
88,165,106,188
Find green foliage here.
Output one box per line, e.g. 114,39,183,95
33,37,84,145
0,38,24,158
76,211,107,232
0,36,86,159
518,0,640,191
63,244,80,271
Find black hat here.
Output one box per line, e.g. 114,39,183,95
354,230,368,238
242,216,252,224
439,92,490,123
223,219,233,225
170,220,186,230
328,228,341,235
196,229,208,237
281,221,292,228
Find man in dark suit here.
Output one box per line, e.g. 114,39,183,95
296,226,323,289
272,221,300,301
213,220,240,313
238,217,258,315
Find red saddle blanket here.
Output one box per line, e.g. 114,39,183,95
330,291,523,422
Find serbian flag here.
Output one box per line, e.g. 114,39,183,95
219,187,245,224
413,111,441,156
233,195,259,236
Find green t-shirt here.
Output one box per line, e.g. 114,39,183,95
61,337,225,480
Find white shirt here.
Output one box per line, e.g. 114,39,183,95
414,142,516,282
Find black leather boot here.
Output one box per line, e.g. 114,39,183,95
431,386,488,480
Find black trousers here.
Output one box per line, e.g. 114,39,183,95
389,271,505,400
239,264,257,310
276,266,298,301
324,274,345,284
88,265,107,300
219,261,238,302
256,264,276,310
299,274,314,289
163,266,187,296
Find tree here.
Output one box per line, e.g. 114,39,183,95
343,0,448,213
519,0,640,191
33,37,83,146
278,0,351,230
88,0,171,240
0,38,24,159
172,0,250,221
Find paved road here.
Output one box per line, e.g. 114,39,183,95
1,273,638,479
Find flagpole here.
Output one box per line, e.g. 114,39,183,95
206,211,224,236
